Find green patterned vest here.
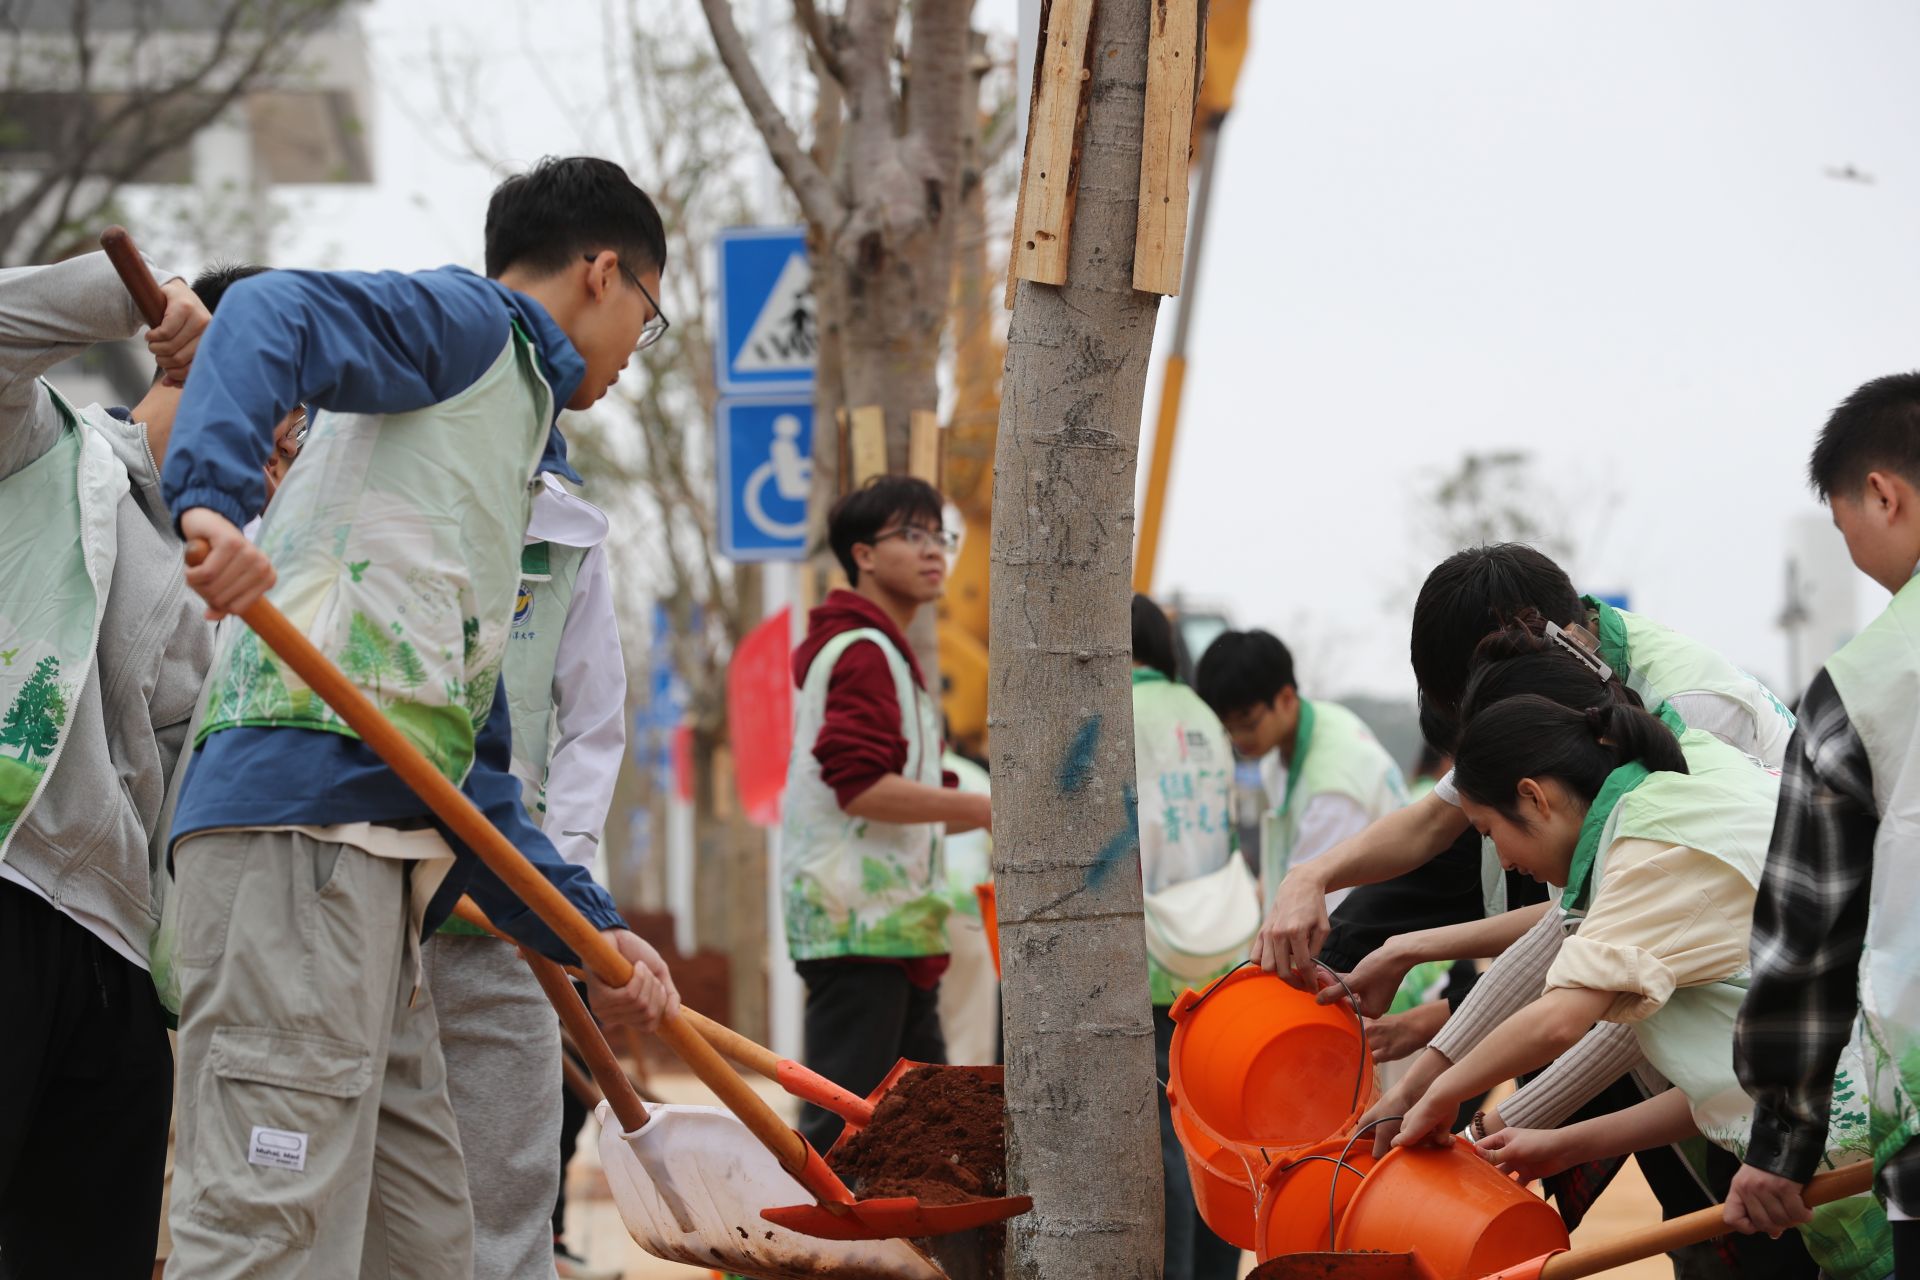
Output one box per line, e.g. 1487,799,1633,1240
780,627,949,960
195,326,553,783
0,385,121,851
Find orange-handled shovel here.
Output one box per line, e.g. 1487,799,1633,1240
1249,1159,1875,1280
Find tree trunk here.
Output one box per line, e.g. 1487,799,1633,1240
989,0,1168,1275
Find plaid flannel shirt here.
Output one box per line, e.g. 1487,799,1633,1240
1734,668,1920,1206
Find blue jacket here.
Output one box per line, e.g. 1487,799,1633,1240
160,265,620,963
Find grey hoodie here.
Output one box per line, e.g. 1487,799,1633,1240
0,251,215,967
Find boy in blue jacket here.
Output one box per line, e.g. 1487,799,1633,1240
158,156,676,1279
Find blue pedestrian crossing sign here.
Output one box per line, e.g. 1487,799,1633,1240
717,398,814,561
715,226,816,395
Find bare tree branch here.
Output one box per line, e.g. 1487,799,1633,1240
694,0,844,231
791,0,844,87
904,0,975,196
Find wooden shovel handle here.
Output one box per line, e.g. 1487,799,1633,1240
101,225,168,327
1539,1160,1874,1280
176,543,847,1206
522,948,650,1132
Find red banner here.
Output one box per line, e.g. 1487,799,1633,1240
728,607,793,826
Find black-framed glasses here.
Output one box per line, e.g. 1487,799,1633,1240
872,525,960,553
584,253,669,351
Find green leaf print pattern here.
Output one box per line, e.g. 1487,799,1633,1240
0,655,65,761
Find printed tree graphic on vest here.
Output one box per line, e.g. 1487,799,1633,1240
393,638,428,691
340,611,400,698
1,656,66,761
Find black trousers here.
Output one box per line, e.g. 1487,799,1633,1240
795,959,946,1152
1154,1007,1243,1280
553,984,592,1245
0,881,173,1279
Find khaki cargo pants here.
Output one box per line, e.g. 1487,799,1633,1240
165,829,472,1280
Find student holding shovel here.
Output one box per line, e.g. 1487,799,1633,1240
1727,374,1920,1274
0,249,213,1277
157,156,677,1280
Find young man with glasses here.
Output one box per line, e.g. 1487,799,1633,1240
156,156,677,1279
780,474,990,1151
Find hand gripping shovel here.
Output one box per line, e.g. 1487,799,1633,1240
1248,1159,1874,1280
450,898,1032,1241
117,218,1027,1249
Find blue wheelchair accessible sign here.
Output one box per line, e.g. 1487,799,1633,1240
715,225,815,395
717,398,813,561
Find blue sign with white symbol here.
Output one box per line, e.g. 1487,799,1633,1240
717,398,814,561
715,226,816,395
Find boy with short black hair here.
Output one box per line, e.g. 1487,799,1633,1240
159,155,676,1279
782,474,989,1151
1193,629,1407,906
1729,372,1920,1266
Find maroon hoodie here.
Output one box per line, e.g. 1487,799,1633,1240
792,589,952,982
792,589,941,809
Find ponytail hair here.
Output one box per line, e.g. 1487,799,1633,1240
1459,613,1644,726
1453,694,1688,823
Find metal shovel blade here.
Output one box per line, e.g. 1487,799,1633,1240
763,1192,1036,1241
765,1060,1031,1242
1248,1252,1438,1279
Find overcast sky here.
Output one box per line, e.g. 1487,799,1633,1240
273,0,1920,700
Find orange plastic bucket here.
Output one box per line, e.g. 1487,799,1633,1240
1169,1085,1260,1252
974,882,999,978
1333,1138,1569,1279
1167,967,1372,1157
1255,1138,1380,1259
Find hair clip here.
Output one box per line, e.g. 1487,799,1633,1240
1545,619,1613,684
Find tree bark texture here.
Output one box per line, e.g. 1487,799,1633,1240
989,0,1169,1275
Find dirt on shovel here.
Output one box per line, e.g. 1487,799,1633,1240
829,1066,1010,1278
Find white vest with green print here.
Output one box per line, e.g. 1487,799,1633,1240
0,385,124,853
1564,731,1887,1280
1260,699,1407,895
781,627,949,960
196,326,553,784
1827,573,1920,1197
504,538,588,815
1587,596,1797,768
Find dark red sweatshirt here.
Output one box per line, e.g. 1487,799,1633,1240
792,589,952,982
793,589,939,809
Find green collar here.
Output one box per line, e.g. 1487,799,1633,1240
1277,699,1317,818
1564,761,1652,913
1583,595,1632,684
1131,668,1169,686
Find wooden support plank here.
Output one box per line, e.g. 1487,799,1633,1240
909,409,942,487
848,405,888,486
1007,0,1096,302
1134,0,1200,295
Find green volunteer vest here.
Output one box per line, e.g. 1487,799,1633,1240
781,627,949,960
0,385,122,851
1586,596,1797,767
1134,669,1243,1004
1260,699,1407,894
1564,740,1888,1279
196,326,553,783
1827,573,1920,1188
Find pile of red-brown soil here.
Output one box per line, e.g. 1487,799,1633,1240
829,1066,1008,1204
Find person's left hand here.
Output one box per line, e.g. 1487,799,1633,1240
1725,1163,1814,1239
1366,1000,1450,1063
1391,1084,1461,1151
586,929,681,1031
148,277,211,385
